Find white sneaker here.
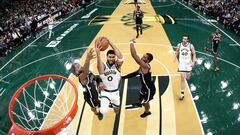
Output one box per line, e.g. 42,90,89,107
179,94,184,101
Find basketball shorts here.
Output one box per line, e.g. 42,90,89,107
140,86,156,103
178,62,192,72
83,92,99,108
100,90,120,108
48,24,53,30
212,42,219,54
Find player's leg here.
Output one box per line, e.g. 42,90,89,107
204,42,212,53
99,97,110,114
84,94,99,115
140,102,151,118
141,96,151,118
212,44,219,71
140,89,154,118
186,72,191,80
112,91,120,114
140,23,143,35
136,24,140,38
98,92,110,120
113,107,119,114
48,29,52,39
179,72,185,100
91,107,98,115
48,25,53,39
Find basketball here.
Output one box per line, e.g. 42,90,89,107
95,37,109,51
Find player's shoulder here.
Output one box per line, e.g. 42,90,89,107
177,43,181,47
189,43,195,50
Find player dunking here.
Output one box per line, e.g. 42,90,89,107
122,39,155,118
205,28,222,71
133,5,144,38
95,37,124,120
47,14,56,39
70,48,105,117
174,35,196,100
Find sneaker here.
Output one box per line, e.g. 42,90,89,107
97,112,103,120
140,112,151,118
179,94,184,101
136,34,139,38
214,67,220,72
204,47,210,53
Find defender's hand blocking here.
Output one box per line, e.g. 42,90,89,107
130,39,136,45
94,39,103,53
86,48,95,60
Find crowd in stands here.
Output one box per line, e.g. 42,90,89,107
189,0,240,36
0,0,90,57
0,0,239,57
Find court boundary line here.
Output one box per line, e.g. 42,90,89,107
185,79,205,134
0,2,96,72
175,0,240,46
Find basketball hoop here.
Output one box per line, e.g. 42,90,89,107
8,74,78,135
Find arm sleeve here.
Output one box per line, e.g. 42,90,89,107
122,70,139,79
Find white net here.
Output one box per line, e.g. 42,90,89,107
11,76,77,133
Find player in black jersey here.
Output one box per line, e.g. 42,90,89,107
133,5,144,38
205,29,222,71
70,48,105,116
122,39,155,118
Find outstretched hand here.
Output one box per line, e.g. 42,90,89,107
130,39,136,45
86,48,95,60
94,40,103,54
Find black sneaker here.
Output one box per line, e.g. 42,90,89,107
97,112,103,120
140,112,151,118
204,47,210,53
136,34,139,38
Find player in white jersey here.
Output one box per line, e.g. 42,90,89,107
95,37,124,120
47,14,55,39
174,35,196,100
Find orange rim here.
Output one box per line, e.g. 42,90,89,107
8,74,78,135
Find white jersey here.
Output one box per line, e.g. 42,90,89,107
48,17,54,25
179,42,193,64
48,17,54,29
100,62,121,91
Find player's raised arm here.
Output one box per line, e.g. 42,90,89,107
95,41,104,75
79,48,95,81
130,39,148,69
103,37,124,67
